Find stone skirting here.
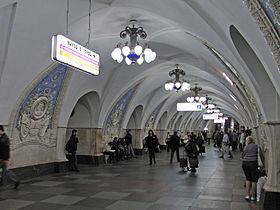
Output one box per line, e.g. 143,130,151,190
77,155,105,165
10,161,68,180
264,191,280,210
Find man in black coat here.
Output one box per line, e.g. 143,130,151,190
0,125,20,189
124,129,135,158
66,129,79,172
169,131,180,164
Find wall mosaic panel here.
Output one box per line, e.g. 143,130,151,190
144,99,167,131
103,84,139,142
245,0,280,71
9,64,70,149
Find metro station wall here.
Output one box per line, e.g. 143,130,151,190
8,64,71,168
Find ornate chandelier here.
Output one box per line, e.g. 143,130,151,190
164,65,190,92
186,84,207,102
111,20,156,65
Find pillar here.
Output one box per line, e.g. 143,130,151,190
263,122,280,210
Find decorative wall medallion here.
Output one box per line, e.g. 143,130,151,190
10,64,70,149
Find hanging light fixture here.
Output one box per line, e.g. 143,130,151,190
111,20,156,65
186,84,207,102
164,65,190,92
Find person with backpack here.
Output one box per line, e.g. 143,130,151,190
185,135,199,172
65,129,79,172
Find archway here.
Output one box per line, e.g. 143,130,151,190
126,105,143,148
66,91,100,158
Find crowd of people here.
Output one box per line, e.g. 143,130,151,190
64,127,266,203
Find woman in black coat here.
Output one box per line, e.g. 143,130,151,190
143,130,159,165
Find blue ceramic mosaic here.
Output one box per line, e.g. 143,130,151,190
15,64,68,128
259,0,280,36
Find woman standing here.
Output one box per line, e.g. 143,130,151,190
242,136,258,201
143,130,159,165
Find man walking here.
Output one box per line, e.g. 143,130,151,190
0,125,20,189
66,129,80,172
169,131,180,164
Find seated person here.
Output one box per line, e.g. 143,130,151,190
103,142,116,163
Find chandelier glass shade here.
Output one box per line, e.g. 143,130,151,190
111,21,156,65
164,65,190,92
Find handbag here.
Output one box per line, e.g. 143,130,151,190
179,158,188,168
189,157,198,168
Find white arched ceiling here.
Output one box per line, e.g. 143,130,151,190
63,0,273,130
230,25,280,122
125,105,143,129
1,0,278,133
156,111,168,130
67,91,100,128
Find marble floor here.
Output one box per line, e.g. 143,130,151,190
0,146,263,210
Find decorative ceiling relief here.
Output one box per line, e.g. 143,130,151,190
144,99,167,131
244,0,280,71
9,64,71,149
259,0,280,35
103,84,139,142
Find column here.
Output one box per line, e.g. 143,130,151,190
263,122,280,210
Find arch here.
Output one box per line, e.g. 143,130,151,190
66,91,100,156
67,91,100,128
174,115,183,131
230,25,279,122
156,111,168,130
126,105,143,147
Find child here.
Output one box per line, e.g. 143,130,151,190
257,167,267,202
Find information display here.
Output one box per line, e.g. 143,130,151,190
51,35,100,75
177,103,202,111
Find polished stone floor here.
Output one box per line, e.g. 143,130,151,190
0,146,263,210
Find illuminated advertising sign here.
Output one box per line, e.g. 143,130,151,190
177,103,202,111
203,113,219,120
51,35,100,75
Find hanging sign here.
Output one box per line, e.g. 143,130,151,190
203,113,219,120
177,103,202,111
214,118,227,123
51,35,100,75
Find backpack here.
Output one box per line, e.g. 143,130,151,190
65,140,72,153
185,142,192,152
185,141,198,155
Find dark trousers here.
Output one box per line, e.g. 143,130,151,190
1,162,19,184
170,148,179,163
148,149,156,165
70,152,79,171
232,141,237,151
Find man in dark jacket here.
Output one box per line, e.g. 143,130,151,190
0,125,20,189
124,129,135,158
168,131,180,164
143,130,159,165
66,129,79,172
